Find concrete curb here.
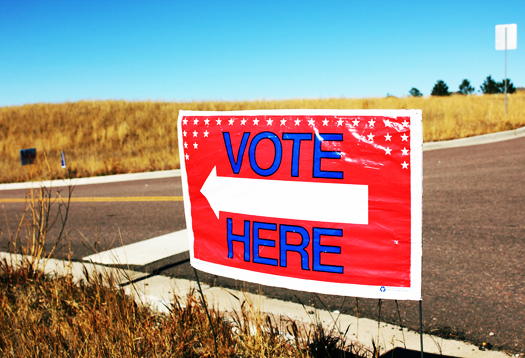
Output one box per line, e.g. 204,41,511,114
0,169,181,191
0,252,509,358
423,126,525,151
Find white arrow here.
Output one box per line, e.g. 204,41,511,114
200,167,368,225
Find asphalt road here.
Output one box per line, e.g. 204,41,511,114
1,137,524,354
0,178,186,258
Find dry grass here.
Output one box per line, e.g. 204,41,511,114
0,262,266,357
0,183,366,357
0,262,370,357
1,93,524,183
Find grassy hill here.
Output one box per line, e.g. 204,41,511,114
1,94,524,183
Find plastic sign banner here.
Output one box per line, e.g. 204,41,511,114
178,110,422,300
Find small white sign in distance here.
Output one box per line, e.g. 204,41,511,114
496,24,517,50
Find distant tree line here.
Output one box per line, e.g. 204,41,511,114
409,76,516,97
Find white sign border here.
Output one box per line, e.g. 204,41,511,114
178,109,423,300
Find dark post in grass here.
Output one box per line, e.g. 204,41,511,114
20,148,37,165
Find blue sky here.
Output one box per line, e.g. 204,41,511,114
1,0,523,106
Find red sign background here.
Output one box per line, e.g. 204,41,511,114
179,110,421,299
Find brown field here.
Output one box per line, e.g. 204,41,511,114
1,93,524,183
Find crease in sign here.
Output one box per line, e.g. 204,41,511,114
200,166,368,225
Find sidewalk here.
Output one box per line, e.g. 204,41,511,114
0,252,509,358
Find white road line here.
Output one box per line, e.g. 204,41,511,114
83,229,189,266
0,169,181,191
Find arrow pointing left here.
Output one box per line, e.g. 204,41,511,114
200,167,368,225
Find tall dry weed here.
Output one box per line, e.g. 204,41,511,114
1,94,524,183
0,179,365,357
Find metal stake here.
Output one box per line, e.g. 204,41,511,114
419,300,424,358
193,267,219,358
505,27,508,115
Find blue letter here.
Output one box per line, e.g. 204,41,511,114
223,132,250,174
280,225,310,270
282,133,312,177
313,133,343,179
312,227,343,274
249,132,282,176
227,218,250,262
253,221,278,266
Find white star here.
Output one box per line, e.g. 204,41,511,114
385,133,392,141
241,118,247,125
394,240,399,245
401,147,409,155
204,118,209,125
193,130,198,137
184,142,188,148
323,118,329,126
253,118,259,125
193,142,198,149
384,147,392,155
352,119,360,127
294,118,301,126
280,118,287,126
204,130,209,137
193,119,199,125
229,118,234,125
401,161,409,169
368,119,375,127
401,133,409,141
267,118,273,126
183,119,188,125
183,130,187,137
367,133,375,141
337,119,344,127
383,119,392,127
216,119,222,125
308,119,315,126
185,154,189,160
402,120,409,128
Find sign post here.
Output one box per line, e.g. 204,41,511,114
178,109,422,301
496,24,517,115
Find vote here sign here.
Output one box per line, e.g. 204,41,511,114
178,109,422,300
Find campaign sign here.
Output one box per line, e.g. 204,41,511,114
178,110,422,300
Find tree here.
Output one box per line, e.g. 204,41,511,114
497,78,516,94
431,80,450,96
481,76,517,94
409,88,422,97
458,79,475,95
480,75,500,94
